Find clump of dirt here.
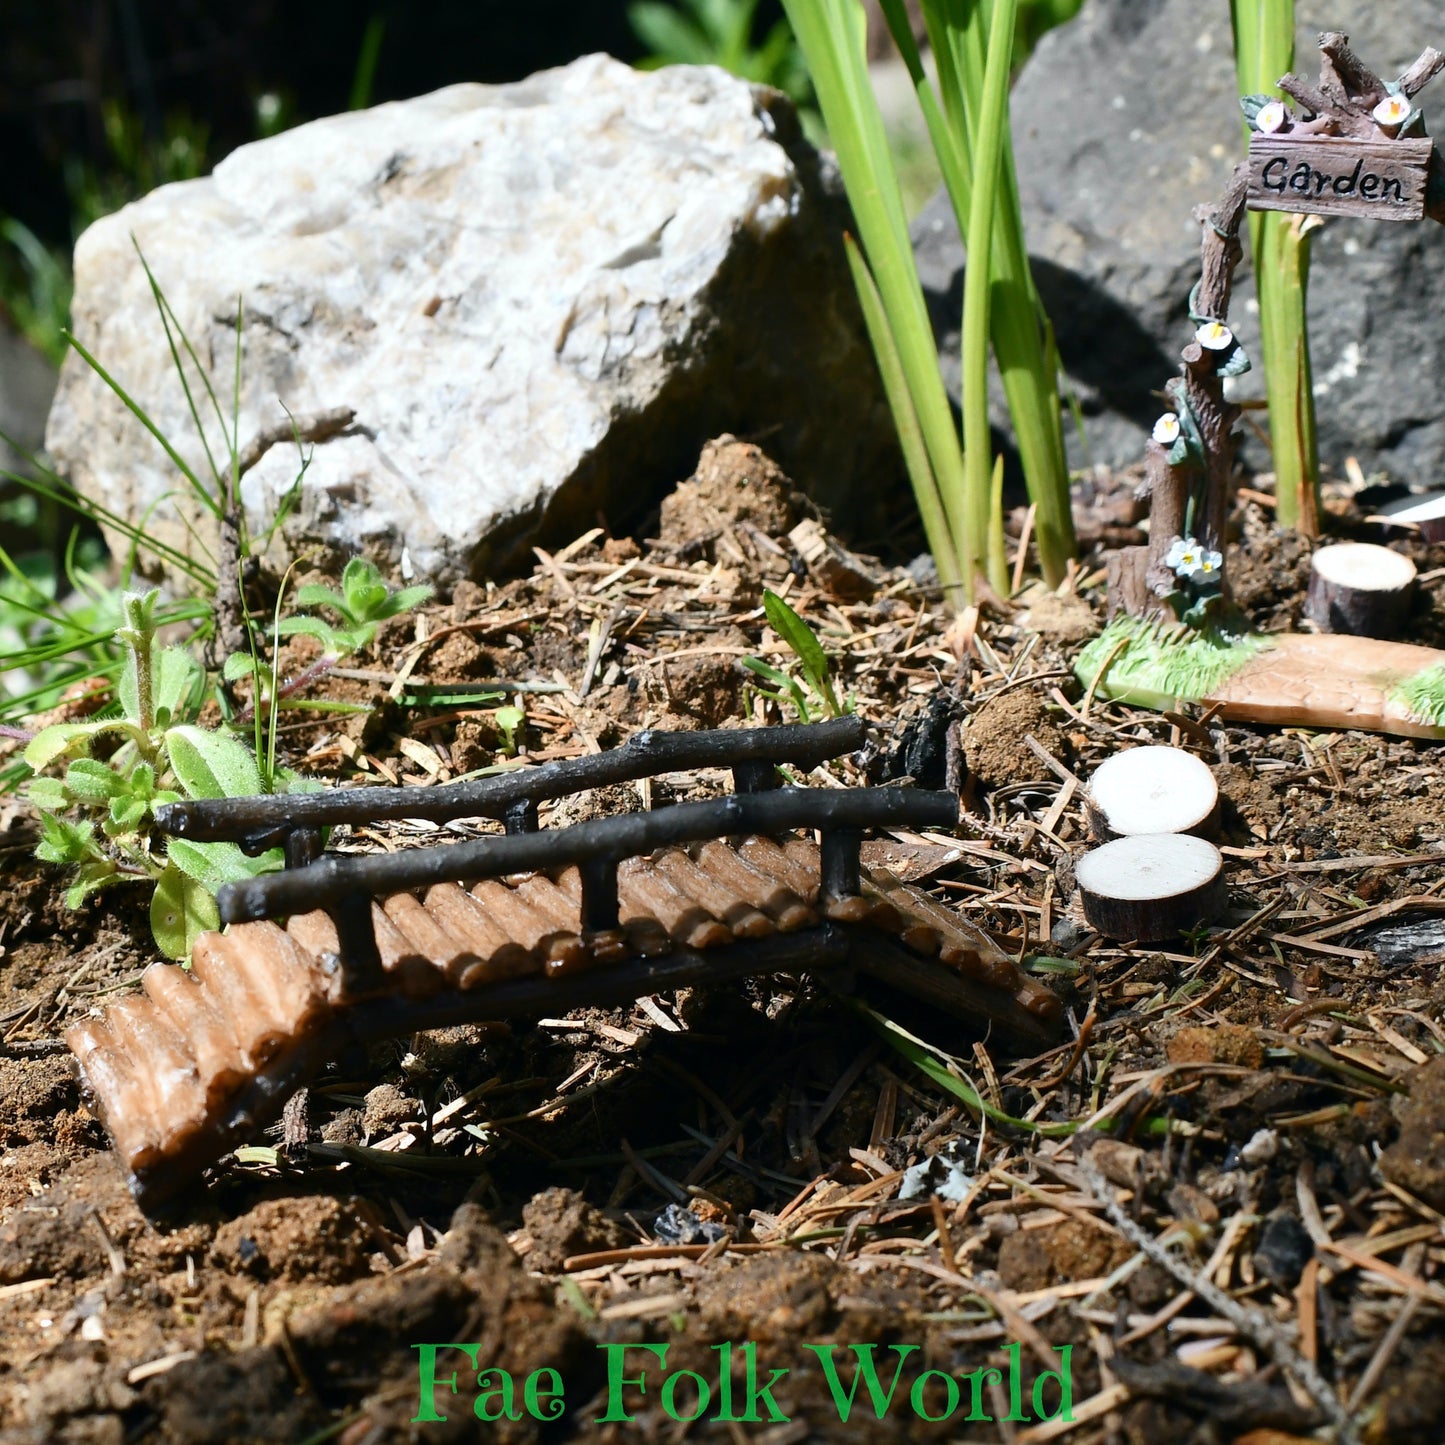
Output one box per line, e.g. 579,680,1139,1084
1228,515,1313,629
119,1242,539,1445
651,648,745,727
1217,743,1440,854
0,1054,80,1146
962,689,1068,786
1380,1054,1445,1211
1370,1338,1445,1444
544,779,648,829
1019,588,1099,644
995,1223,1053,1291
425,629,494,679
521,1187,628,1271
997,1218,1132,1293
451,714,500,773
0,1197,109,1284
362,1082,421,1138
689,1250,840,1337
658,433,797,552
1167,1023,1265,1070
210,1195,377,1283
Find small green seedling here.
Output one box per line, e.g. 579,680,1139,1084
493,705,526,757
277,557,432,658
741,589,849,723
24,589,309,959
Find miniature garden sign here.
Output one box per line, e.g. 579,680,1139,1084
1078,31,1445,741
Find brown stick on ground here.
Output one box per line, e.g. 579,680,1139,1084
212,406,358,677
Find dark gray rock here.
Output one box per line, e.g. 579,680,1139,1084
913,0,1445,486
0,318,56,476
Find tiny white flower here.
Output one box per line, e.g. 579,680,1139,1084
1255,100,1288,133
1195,548,1224,577
1373,93,1411,128
1166,536,1202,577
1152,412,1182,445
1195,321,1234,351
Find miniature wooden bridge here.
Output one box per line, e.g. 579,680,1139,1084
67,719,1061,1208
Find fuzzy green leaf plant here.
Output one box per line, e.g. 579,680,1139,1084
782,0,1077,608
22,589,311,959
276,557,433,658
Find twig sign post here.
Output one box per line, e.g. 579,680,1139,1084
1109,32,1445,623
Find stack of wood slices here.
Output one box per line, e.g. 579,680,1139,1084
1075,745,1224,943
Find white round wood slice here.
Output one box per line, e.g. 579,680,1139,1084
1088,745,1218,837
1075,833,1224,942
1306,542,1416,639
1378,491,1445,543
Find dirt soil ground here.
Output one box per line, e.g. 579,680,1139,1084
2,439,1445,1443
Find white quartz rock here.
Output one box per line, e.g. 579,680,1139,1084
47,55,891,587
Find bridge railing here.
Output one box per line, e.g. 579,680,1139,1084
216,783,959,995
154,716,870,866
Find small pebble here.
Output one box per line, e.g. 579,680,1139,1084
899,1146,973,1204
1050,918,1088,950
653,1203,726,1246
1240,1128,1279,1166
1253,1211,1313,1288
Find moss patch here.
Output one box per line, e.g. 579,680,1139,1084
1390,662,1445,728
1074,615,1267,711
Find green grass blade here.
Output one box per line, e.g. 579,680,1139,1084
231,295,244,523
349,14,387,111
783,0,971,597
1231,0,1318,534
988,188,1075,584
919,0,979,164
60,331,221,521
879,0,972,216
852,1000,1168,1139
960,0,1016,597
0,460,215,588
132,246,229,499
0,544,54,610
843,234,963,601
924,0,1075,587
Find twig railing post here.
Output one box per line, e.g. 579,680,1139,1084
578,856,622,935
330,889,384,995
504,799,540,835
284,827,323,870
732,760,778,794
820,828,863,900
